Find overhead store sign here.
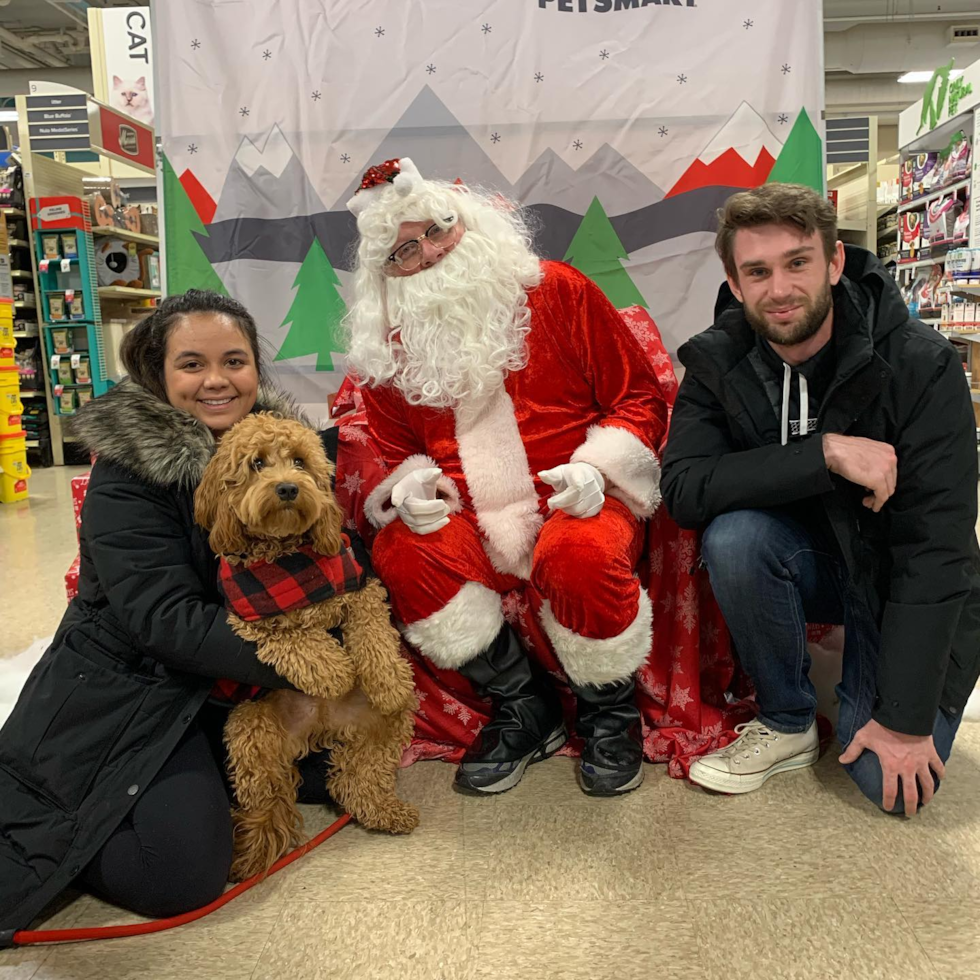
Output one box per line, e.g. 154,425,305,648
24,94,90,150
87,100,155,173
900,58,980,146
88,6,155,129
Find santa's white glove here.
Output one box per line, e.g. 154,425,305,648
390,467,450,535
538,462,606,519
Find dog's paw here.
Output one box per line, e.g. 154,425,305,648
361,800,420,835
363,682,416,717
300,655,357,701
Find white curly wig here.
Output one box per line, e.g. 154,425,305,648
343,163,543,410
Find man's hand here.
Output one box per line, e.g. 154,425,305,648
539,462,605,518
822,433,898,513
838,717,945,815
390,467,450,535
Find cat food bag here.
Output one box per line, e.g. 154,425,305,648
900,212,922,258
59,390,76,414
42,235,60,260
901,159,914,201
69,294,85,319
51,327,70,353
49,295,66,321
61,233,79,259
74,357,91,384
57,360,74,386
913,153,939,196
76,387,93,407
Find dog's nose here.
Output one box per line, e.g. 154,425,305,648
275,482,299,502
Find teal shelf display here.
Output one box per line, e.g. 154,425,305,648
30,196,112,416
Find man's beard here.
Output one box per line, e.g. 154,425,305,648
380,229,538,409
744,278,833,347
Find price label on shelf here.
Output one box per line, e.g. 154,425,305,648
61,258,71,273
70,353,81,369
50,354,60,369
64,288,75,304
39,259,49,273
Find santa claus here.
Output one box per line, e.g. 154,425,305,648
344,158,668,796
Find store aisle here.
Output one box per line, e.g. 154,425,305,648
1,467,979,980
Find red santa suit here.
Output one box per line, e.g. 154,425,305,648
364,260,668,686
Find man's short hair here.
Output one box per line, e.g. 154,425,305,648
715,183,838,279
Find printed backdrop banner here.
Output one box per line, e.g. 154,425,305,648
155,0,824,421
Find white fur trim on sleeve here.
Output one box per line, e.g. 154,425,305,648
362,454,462,530
540,586,653,686
570,424,661,519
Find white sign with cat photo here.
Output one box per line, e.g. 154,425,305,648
92,5,154,128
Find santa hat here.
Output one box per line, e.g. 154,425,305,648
346,157,426,216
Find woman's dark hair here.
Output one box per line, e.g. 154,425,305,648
120,289,263,402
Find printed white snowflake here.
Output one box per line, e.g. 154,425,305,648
660,375,678,392
414,689,428,702
660,592,675,616
677,582,698,633
341,471,366,494
649,734,672,761
651,681,668,704
343,516,358,532
704,720,724,737
670,685,693,711
668,535,697,571
701,621,719,646
339,424,370,445
441,695,472,726
651,350,672,368
648,546,664,576
671,646,686,671
373,456,388,472
500,591,529,621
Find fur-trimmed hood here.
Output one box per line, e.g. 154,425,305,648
68,380,311,489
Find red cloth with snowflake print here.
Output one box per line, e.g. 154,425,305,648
332,310,756,778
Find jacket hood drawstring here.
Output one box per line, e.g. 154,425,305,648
780,363,809,447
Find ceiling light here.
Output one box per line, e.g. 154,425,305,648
898,69,966,83
0,110,17,122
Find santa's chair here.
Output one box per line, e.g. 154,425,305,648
333,308,757,779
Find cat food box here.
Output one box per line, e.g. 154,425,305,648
900,212,923,259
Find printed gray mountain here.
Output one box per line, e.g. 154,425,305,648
213,125,326,223
516,144,663,215
332,86,515,208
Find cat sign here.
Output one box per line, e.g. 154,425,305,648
87,5,155,128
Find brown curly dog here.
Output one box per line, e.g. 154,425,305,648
194,412,419,881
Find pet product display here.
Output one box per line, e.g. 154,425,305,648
41,235,60,261
50,327,70,353
923,195,964,244
48,295,66,321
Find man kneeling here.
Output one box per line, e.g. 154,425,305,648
662,182,980,815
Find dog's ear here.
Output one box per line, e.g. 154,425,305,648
310,492,344,556
207,506,250,558
194,459,223,532
195,445,249,557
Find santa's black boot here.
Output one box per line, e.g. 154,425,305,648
453,626,567,794
568,676,644,796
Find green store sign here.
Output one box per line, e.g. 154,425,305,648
918,59,974,134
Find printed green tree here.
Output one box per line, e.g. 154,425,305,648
275,238,346,372
162,154,227,296
563,196,647,309
766,108,824,194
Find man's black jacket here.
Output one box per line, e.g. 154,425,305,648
662,245,980,735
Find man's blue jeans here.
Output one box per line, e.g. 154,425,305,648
701,509,961,813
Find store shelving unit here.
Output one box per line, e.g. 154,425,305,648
2,195,51,465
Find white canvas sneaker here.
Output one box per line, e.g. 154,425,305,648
689,718,819,793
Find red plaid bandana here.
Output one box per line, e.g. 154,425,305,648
217,537,365,623
210,538,365,705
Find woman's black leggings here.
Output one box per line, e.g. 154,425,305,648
79,703,333,918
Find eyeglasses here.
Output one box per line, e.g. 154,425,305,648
386,219,458,271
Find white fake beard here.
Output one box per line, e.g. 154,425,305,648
382,230,537,410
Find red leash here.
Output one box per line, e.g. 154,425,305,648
10,813,352,947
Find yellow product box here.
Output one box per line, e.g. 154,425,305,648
0,429,29,503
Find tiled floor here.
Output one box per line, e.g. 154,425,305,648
2,466,980,980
